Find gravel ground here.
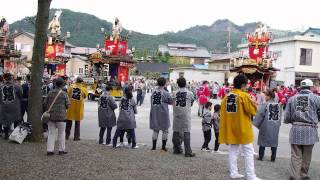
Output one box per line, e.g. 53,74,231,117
0,139,319,180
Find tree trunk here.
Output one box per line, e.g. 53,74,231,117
28,0,51,142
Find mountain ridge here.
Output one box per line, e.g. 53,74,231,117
9,9,299,54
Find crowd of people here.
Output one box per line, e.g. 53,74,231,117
0,72,319,180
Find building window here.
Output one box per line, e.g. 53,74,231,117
223,65,227,70
79,68,84,74
84,65,89,76
300,48,312,66
179,72,184,78
21,44,31,52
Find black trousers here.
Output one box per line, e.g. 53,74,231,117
259,146,277,160
172,131,192,155
99,127,112,144
213,94,218,99
202,130,211,149
214,132,220,151
113,129,136,148
3,121,20,139
21,100,28,122
65,120,80,140
119,130,131,144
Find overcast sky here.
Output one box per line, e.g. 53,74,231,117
2,0,319,35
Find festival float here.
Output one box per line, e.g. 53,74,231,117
230,24,278,90
44,10,71,77
86,18,135,100
0,17,21,76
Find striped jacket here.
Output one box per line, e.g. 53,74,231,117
284,89,320,145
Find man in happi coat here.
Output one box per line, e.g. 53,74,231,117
219,74,261,180
65,77,88,141
149,77,173,151
0,73,23,139
172,77,195,157
284,79,320,180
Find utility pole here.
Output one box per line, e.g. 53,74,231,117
227,26,231,55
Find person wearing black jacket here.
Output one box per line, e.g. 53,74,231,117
21,74,30,123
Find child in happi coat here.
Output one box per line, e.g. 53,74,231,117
150,77,173,151
201,102,213,151
98,85,118,145
113,88,138,149
212,104,221,152
253,89,282,162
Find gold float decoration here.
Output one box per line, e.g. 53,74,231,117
241,67,257,74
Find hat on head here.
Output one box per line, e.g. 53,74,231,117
301,79,313,87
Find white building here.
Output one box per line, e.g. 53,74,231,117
68,47,97,77
158,43,211,65
170,67,225,84
238,28,320,86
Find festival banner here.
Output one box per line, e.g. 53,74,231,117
105,40,127,56
56,43,65,54
56,64,66,75
45,43,56,59
118,66,129,82
45,42,65,60
118,40,127,56
3,60,17,75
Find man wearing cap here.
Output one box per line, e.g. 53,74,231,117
284,79,320,180
65,77,88,141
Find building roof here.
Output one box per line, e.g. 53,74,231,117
135,62,170,73
167,43,197,48
207,52,238,63
238,35,320,49
12,31,34,39
12,31,75,48
159,44,211,58
170,67,224,72
71,47,97,56
302,27,320,35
